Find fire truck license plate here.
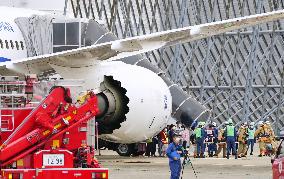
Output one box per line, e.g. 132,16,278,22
43,154,64,166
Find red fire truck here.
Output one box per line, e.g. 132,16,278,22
0,76,108,178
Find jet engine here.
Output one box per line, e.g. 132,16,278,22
84,20,210,128
51,61,172,143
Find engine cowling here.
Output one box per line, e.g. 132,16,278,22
52,61,172,143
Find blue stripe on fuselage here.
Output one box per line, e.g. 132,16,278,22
0,57,11,62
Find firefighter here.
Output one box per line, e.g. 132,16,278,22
237,122,248,158
216,126,227,158
247,122,256,155
254,121,269,157
194,122,206,158
265,121,276,155
166,133,183,179
206,123,217,157
224,119,237,159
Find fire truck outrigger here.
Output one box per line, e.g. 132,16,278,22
0,76,108,178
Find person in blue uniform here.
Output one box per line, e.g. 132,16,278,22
224,119,237,159
194,122,206,158
206,122,217,157
166,133,184,179
247,122,256,155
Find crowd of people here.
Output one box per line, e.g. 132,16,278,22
142,119,277,160
192,119,276,159
143,122,190,157
138,120,278,179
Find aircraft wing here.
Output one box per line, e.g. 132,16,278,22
1,9,284,75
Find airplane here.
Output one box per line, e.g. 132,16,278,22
0,6,283,152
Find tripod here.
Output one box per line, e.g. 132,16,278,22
180,154,198,179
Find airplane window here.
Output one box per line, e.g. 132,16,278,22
10,40,14,49
20,41,24,50
5,40,9,49
15,41,19,50
0,39,3,49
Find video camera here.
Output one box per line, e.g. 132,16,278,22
176,145,189,157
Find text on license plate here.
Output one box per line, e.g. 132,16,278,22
43,154,64,166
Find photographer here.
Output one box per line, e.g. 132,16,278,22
166,133,185,179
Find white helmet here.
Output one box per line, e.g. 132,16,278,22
250,122,255,126
228,118,233,124
212,122,217,127
258,121,264,125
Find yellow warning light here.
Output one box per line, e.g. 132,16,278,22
102,172,107,178
17,159,24,167
52,140,60,148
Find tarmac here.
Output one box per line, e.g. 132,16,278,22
97,149,273,179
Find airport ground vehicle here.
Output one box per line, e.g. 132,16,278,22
0,76,108,178
272,132,284,179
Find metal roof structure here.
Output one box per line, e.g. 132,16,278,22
69,0,284,133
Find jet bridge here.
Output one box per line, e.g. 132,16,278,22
52,18,88,52
15,15,89,56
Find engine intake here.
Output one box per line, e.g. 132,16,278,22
96,76,129,134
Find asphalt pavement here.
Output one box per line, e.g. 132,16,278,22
97,148,272,179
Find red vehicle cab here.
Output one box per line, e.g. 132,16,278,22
272,133,284,179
